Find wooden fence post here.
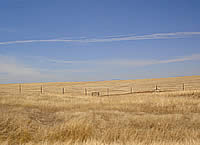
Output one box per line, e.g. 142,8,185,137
41,85,43,94
63,88,65,94
19,84,22,94
85,88,87,96
183,83,185,91
155,85,158,91
130,87,133,94
107,88,109,96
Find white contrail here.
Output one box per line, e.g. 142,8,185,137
0,32,200,45
0,39,75,45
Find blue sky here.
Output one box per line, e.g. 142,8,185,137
0,0,200,83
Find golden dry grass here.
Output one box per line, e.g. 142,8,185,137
0,75,200,145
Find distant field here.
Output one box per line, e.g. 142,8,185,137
1,75,200,96
0,75,200,145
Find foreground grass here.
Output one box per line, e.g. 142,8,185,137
0,89,200,145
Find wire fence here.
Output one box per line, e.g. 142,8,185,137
0,79,200,96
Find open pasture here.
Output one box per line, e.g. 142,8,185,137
0,76,200,145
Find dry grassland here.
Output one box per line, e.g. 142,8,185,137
0,76,200,145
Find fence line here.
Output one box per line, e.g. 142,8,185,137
0,82,200,96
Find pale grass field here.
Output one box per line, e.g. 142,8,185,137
0,76,200,145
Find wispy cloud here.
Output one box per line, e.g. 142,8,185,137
0,32,200,45
0,53,200,83
0,55,95,83
47,59,89,64
158,54,200,64
0,55,46,83
47,54,200,67
0,55,40,76
110,54,200,66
